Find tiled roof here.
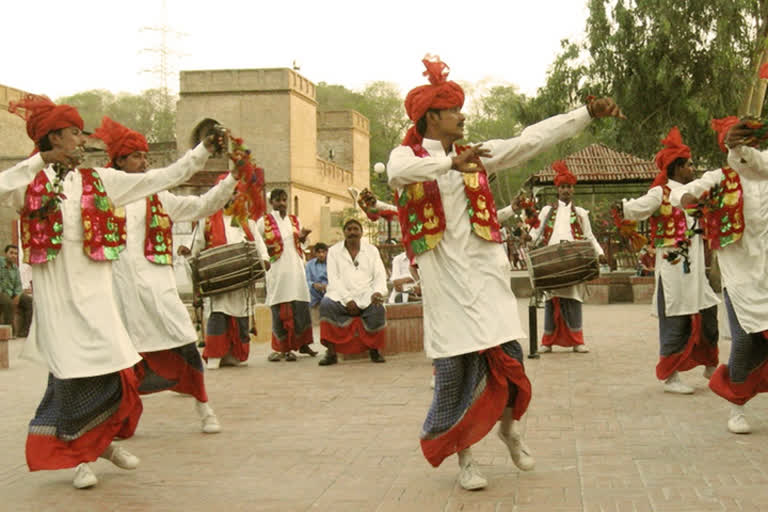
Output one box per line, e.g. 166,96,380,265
532,143,657,184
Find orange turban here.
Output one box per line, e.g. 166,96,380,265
651,127,691,188
710,116,740,153
91,116,149,167
8,94,84,151
401,55,465,146
552,160,577,186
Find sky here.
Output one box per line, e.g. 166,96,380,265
1,0,590,101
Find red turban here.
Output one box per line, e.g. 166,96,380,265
651,126,691,188
552,160,577,186
91,116,149,166
7,94,84,150
710,116,740,153
401,55,465,146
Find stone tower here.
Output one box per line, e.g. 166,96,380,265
175,68,370,244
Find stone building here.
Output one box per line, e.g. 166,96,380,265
175,67,370,245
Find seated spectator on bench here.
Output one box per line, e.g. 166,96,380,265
0,244,33,337
388,251,421,304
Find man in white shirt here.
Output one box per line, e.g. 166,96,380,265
318,219,388,365
256,189,317,362
622,127,719,394
94,117,241,435
194,178,271,369
387,55,624,491
529,161,605,353
671,117,768,434
388,250,421,304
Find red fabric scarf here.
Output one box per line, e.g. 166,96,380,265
263,213,302,262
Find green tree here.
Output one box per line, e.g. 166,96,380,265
57,88,177,143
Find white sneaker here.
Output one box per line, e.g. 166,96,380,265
206,357,221,370
538,345,552,353
201,414,222,434
73,463,98,489
703,366,716,379
498,430,535,471
458,461,487,490
430,375,435,390
663,373,694,394
573,344,589,353
728,406,751,434
100,443,140,469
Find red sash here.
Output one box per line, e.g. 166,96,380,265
204,212,255,249
702,167,744,250
650,186,687,248
262,213,302,262
538,203,585,246
144,194,174,265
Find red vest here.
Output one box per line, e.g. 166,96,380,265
262,213,302,262
20,168,126,264
649,186,688,248
143,194,174,265
393,143,501,261
701,167,744,250
538,202,585,247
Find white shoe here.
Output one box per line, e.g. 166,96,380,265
728,406,751,434
498,430,535,471
201,414,222,434
538,345,552,353
430,375,435,390
100,443,140,469
458,460,487,490
703,366,716,379
663,373,694,394
206,357,221,370
573,344,589,353
73,463,98,489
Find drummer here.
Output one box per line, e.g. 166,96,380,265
529,161,605,354
193,175,271,369
256,188,318,362
93,117,241,434
621,126,719,394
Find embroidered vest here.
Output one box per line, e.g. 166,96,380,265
204,212,255,249
649,186,688,248
144,194,174,265
393,143,502,261
537,203,585,247
702,167,744,250
262,213,302,262
20,168,126,264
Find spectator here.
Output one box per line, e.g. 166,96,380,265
305,242,329,322
0,244,33,337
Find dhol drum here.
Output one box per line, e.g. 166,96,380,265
525,240,599,291
190,241,265,296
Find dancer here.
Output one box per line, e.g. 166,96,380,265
93,117,240,434
622,126,719,393
256,189,317,362
529,161,605,353
671,117,768,432
387,55,624,490
2,95,221,488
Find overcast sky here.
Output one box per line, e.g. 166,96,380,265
2,0,590,100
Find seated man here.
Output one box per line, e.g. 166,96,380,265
388,250,421,303
0,244,33,337
318,219,388,365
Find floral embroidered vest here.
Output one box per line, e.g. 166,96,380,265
393,143,501,261
20,168,126,264
144,194,174,265
262,213,302,262
649,186,688,248
537,202,585,247
702,167,744,250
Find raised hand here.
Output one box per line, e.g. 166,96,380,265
41,146,85,168
451,144,492,173
204,124,229,155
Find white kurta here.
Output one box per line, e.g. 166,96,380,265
112,175,238,353
497,204,514,223
0,144,211,378
255,211,311,306
623,180,719,317
325,240,388,308
529,201,604,302
388,251,416,303
670,148,768,333
387,106,592,358
192,215,269,318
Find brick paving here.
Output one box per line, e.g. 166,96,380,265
1,300,767,512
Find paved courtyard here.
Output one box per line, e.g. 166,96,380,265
2,300,767,512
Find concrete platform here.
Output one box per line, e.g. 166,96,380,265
1,300,765,511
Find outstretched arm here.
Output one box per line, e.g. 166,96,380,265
163,175,237,222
